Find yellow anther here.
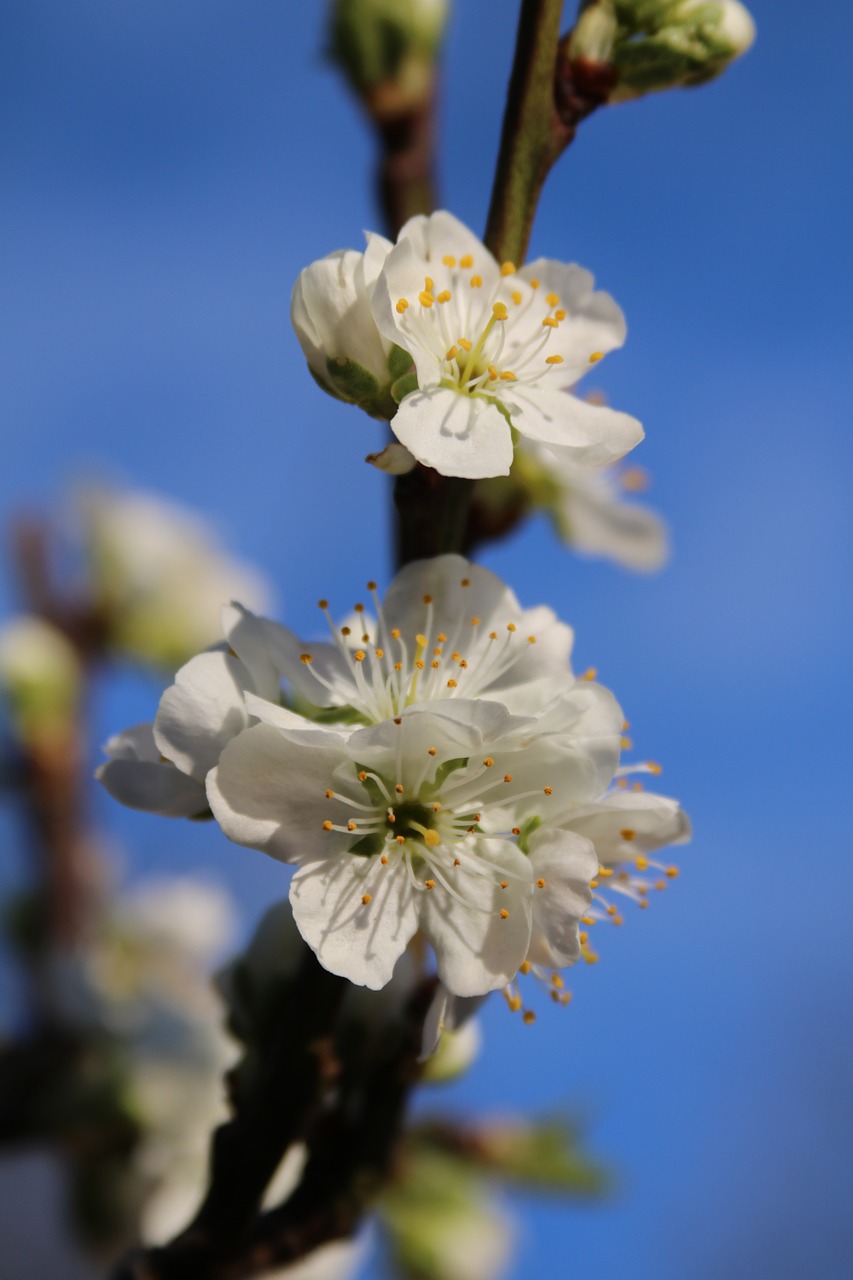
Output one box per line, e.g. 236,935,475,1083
666,867,680,879
551,973,564,989
445,345,458,361
546,292,559,307
500,880,509,889
354,650,366,662
542,317,559,329
507,623,517,632
424,878,436,889
581,915,596,926
431,660,440,669
358,770,368,782
300,653,313,665
423,830,441,848
579,931,588,944
418,291,434,307
598,867,613,878
536,877,546,889
589,351,604,363
437,632,447,642
554,309,567,321
396,835,405,844
415,660,425,671
460,577,470,586
459,254,473,268
492,301,508,320
470,275,483,288
380,854,389,864
424,276,434,292
621,466,650,492
639,899,649,909
427,746,437,756
483,757,495,767
655,879,667,891
529,278,540,289
612,914,624,926
415,632,429,647
519,960,532,974
347,820,357,831
442,254,456,267
395,298,409,314
500,261,516,276
507,992,523,1013
511,290,522,305
322,820,334,831
635,855,650,871
545,354,564,365
437,289,452,303
499,370,517,381
528,635,536,644
422,593,433,604
503,773,513,783
458,337,472,351
325,789,334,799
621,736,633,750
633,781,645,791
433,802,441,811
487,364,498,380
543,786,553,796
354,603,364,613
581,667,597,681
647,761,663,775
361,893,372,905
489,631,498,640
470,616,480,625
590,879,600,888
620,829,636,841
447,679,458,688
318,599,329,610
582,948,599,965
394,662,402,671
499,908,509,920
606,904,618,916
522,1010,536,1024
512,826,521,836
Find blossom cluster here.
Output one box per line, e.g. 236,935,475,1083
291,211,644,479
99,555,688,1009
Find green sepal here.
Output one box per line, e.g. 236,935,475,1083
391,371,419,403
388,343,414,380
326,356,381,404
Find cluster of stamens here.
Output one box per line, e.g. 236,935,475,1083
393,256,603,396
297,577,539,722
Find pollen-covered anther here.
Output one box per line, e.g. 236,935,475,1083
499,909,509,920
470,616,480,626
598,867,613,879
460,577,470,587
487,364,498,380
543,786,553,796
447,679,457,688
419,291,434,307
459,254,474,268
395,299,409,314
522,1010,536,1024
581,667,598,681
500,261,516,276
424,879,436,890
647,761,663,774
503,774,512,783
499,370,517,381
432,802,441,811
483,757,495,768
347,820,357,832
442,254,456,267
395,836,405,845
341,626,351,637
635,856,649,871
354,650,366,663
581,915,596,927
666,867,680,879
507,623,516,632
325,789,334,799
361,893,372,905
545,355,563,365
322,820,334,831
500,880,509,889
620,829,636,841
358,771,368,782
458,338,472,352
492,301,508,320
445,345,458,361
554,309,567,321
536,878,546,889
542,317,559,329
300,653,313,665
381,854,389,863
394,784,404,794
512,827,521,836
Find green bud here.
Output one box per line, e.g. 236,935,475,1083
328,0,449,109
569,0,755,101
0,616,81,747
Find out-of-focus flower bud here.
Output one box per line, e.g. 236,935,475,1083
0,615,81,746
365,441,417,475
567,0,755,102
328,0,450,113
82,488,272,671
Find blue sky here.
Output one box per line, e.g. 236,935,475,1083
2,2,852,1278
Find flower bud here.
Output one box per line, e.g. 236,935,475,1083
0,615,81,747
365,442,417,475
329,0,449,111
609,0,756,100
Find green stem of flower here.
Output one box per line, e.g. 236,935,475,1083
483,0,567,267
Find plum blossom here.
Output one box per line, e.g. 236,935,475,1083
292,211,643,478
207,687,623,997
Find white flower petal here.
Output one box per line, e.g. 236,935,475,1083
526,828,597,968
221,603,284,702
565,790,691,864
559,475,669,571
501,385,644,463
419,837,533,996
391,387,514,478
207,723,354,865
518,260,627,356
153,650,255,783
96,724,208,817
290,854,419,990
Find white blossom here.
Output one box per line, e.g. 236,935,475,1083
370,211,643,477
207,687,622,997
